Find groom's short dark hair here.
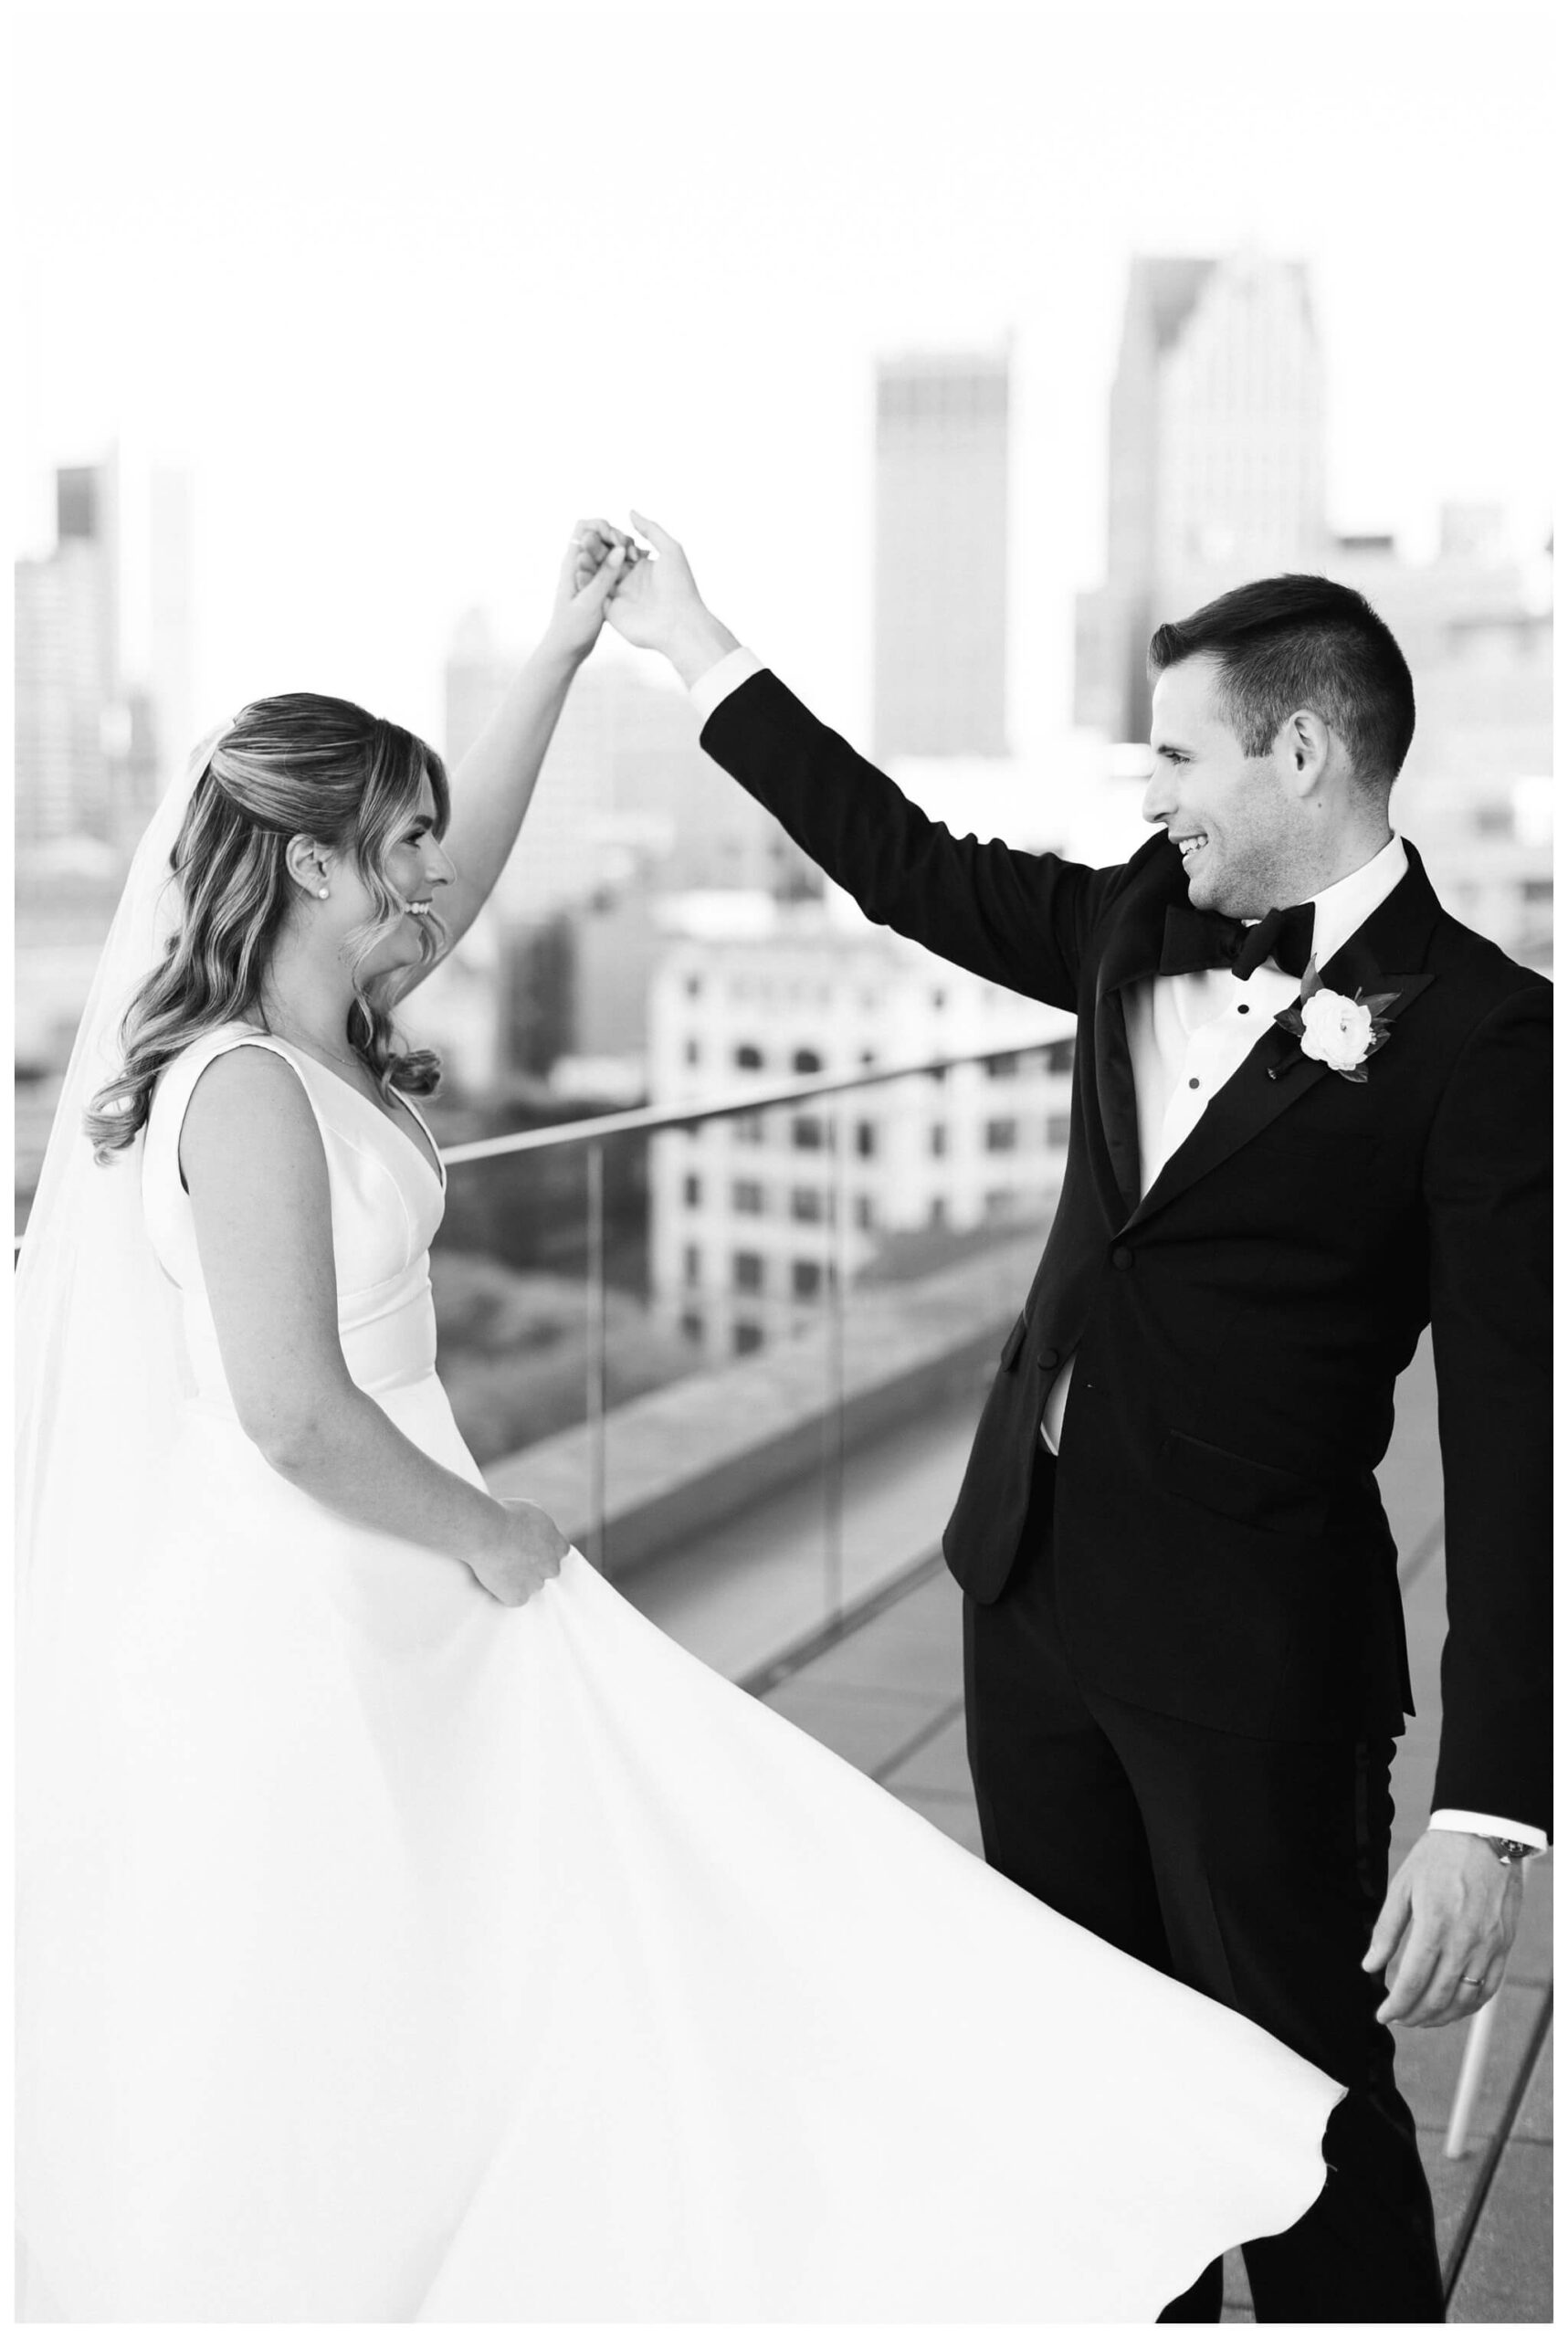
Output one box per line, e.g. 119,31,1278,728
1147,574,1416,793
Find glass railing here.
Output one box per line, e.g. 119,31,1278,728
425,1038,1074,1679
14,1037,1074,1683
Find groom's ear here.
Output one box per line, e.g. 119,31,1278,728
1277,709,1332,799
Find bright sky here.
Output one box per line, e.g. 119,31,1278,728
14,0,1556,760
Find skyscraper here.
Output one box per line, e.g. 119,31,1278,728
15,451,188,850
873,347,1010,759
1076,252,1327,741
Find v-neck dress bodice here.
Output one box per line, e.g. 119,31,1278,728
145,1026,446,1415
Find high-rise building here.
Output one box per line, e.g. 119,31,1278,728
16,451,189,851
1076,253,1328,741
873,348,1010,759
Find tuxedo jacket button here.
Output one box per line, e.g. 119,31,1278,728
1111,1246,1134,1269
1037,1346,1059,1371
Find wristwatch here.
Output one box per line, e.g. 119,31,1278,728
1476,1836,1537,1866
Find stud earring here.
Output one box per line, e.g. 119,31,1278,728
316,885,330,900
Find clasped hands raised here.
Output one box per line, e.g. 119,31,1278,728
549,514,727,671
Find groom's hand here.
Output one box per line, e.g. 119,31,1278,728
1363,1830,1523,2028
605,511,739,686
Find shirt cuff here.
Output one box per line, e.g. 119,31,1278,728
1428,1809,1550,1855
689,645,765,728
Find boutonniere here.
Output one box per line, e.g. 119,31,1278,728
1269,961,1402,1083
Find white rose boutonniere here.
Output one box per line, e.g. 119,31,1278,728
1271,962,1401,1084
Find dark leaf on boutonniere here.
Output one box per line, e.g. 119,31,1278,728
1299,961,1325,1001
1358,990,1400,1017
1266,1019,1311,1080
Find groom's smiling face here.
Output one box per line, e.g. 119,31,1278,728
1143,653,1296,920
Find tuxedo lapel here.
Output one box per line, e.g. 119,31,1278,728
1115,842,1445,1237
1091,839,1191,1212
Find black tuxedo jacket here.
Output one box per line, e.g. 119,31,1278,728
701,671,1552,1835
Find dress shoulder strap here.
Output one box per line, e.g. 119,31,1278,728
143,1025,324,1203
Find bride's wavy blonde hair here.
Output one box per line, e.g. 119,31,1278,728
87,692,452,1161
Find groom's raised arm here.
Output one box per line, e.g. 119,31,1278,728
609,516,1117,1015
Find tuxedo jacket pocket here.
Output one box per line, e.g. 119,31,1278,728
1155,1428,1330,1538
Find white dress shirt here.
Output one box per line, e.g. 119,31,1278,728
688,649,1545,1853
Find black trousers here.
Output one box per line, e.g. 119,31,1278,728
963,1449,1444,2324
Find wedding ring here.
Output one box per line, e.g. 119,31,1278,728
1460,1975,1485,1988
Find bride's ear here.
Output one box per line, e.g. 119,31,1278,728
284,832,331,900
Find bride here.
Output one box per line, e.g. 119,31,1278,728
16,522,1342,2322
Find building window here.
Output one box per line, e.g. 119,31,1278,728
732,1180,764,1215
793,1048,822,1074
984,1189,1014,1222
1046,1112,1072,1148
733,1320,764,1356
685,974,702,998
735,1044,763,1070
928,1195,948,1228
1045,1037,1076,1075
929,1123,949,1157
792,1259,824,1300
683,1174,701,1207
791,1187,825,1223
732,1113,764,1145
679,1311,704,1343
985,1118,1017,1152
931,988,946,1011
683,1244,700,1287
732,1250,764,1293
855,1121,877,1159
853,1195,876,1232
793,1116,824,1150
986,1054,1019,1079
860,1048,878,1067
685,1038,700,1066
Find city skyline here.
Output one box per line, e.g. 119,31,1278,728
14,2,1555,764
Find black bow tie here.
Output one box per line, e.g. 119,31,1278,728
1158,900,1316,984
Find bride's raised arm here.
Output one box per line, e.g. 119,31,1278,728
398,520,632,984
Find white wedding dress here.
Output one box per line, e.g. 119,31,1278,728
16,1024,1342,2322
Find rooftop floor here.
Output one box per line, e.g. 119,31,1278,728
745,1338,1552,2322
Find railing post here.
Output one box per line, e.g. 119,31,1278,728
585,1136,608,1573
823,1095,847,1629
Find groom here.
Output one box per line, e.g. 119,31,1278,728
607,525,1551,2322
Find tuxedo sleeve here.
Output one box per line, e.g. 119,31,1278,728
1424,980,1552,1836
700,670,1111,1012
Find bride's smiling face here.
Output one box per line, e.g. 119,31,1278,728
317,768,456,981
